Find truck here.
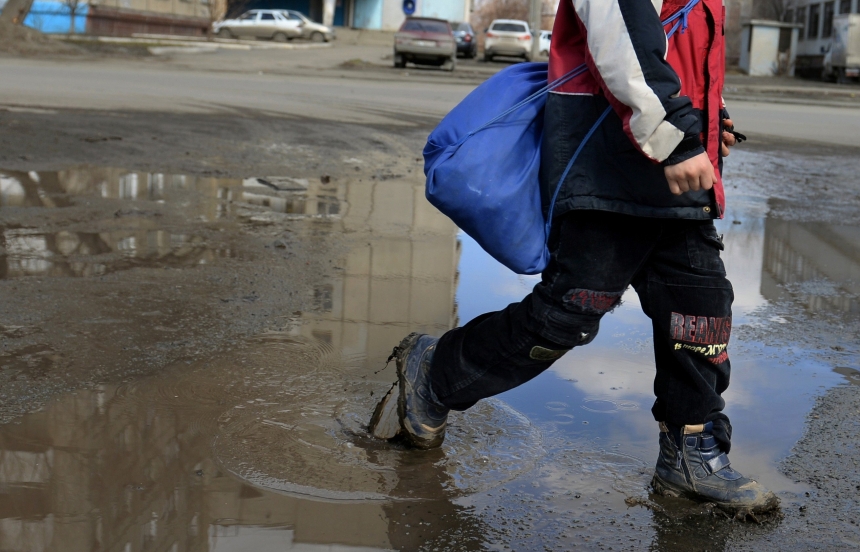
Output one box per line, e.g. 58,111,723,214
823,14,860,84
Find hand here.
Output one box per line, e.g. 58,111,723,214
721,118,737,157
664,152,716,196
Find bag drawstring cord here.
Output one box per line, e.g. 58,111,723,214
663,0,702,37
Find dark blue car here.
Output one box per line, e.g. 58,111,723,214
451,21,478,58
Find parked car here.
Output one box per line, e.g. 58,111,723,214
451,21,478,58
484,19,533,62
213,10,302,42
394,17,457,71
279,10,335,42
539,30,552,56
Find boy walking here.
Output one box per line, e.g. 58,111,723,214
370,0,778,515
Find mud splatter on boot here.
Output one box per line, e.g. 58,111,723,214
368,333,449,449
651,421,779,517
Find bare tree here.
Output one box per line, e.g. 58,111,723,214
754,0,794,21
62,0,81,34
473,0,529,33
0,0,35,25
202,0,227,40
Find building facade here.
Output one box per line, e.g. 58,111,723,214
782,0,858,72
12,0,470,34
234,0,470,30
17,0,225,36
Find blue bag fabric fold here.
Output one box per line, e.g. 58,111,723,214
424,62,551,275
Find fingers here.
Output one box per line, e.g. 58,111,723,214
664,152,717,196
721,122,737,157
699,166,716,191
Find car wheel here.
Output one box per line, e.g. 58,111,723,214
523,53,532,62
540,49,548,56
274,33,291,43
444,56,456,72
483,52,493,62
310,31,325,43
394,53,406,68
216,28,233,39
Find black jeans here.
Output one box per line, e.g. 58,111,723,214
429,211,735,451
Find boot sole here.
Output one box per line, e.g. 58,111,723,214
368,334,421,441
368,381,401,440
651,474,780,516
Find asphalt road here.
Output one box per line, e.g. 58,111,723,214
0,57,464,126
2,56,860,147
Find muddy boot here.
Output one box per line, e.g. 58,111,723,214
368,333,449,449
651,422,779,516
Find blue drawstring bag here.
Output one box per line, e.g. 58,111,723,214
423,62,571,275
423,1,698,275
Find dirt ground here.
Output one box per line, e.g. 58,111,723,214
1,40,860,551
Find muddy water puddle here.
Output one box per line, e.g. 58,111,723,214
0,168,351,280
1,163,860,550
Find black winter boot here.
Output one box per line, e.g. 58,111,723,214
651,422,779,515
368,333,449,449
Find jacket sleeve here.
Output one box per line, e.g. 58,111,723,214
571,0,704,164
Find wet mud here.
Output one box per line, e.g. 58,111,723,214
1,111,860,550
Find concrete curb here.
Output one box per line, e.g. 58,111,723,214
53,34,333,52
132,33,334,50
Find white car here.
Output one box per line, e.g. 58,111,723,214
539,30,552,56
213,10,302,42
280,10,335,42
484,19,534,62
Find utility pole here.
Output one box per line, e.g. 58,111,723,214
529,0,542,60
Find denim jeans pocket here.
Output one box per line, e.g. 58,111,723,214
686,223,726,275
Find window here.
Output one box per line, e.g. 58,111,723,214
240,12,256,20
839,0,851,13
313,285,333,312
797,6,806,39
784,8,794,22
823,1,835,37
401,19,450,33
261,13,275,20
808,3,820,39
491,23,528,33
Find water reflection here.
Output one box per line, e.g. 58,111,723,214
0,229,232,279
0,384,396,552
2,162,860,550
761,218,860,314
0,167,356,280
0,171,72,209
0,166,483,551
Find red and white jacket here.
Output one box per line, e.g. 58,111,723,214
542,0,727,220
